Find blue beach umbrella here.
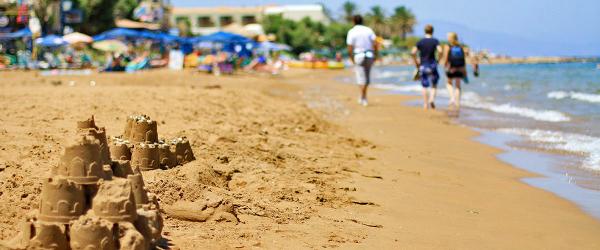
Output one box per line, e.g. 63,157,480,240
35,35,67,47
189,31,252,44
0,28,32,40
258,41,291,51
92,28,141,41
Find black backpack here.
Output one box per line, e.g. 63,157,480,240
448,45,466,67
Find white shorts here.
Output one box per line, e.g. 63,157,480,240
354,54,374,85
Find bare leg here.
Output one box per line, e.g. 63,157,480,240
361,59,373,105
430,86,437,109
422,88,429,109
454,78,462,110
446,79,455,107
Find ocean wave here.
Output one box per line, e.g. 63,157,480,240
462,95,571,122
498,128,600,171
373,70,411,79
547,91,600,103
372,83,423,93
372,83,571,122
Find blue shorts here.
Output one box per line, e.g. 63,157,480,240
419,63,439,88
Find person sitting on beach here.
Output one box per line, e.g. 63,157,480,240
411,24,443,109
347,14,378,106
441,32,479,110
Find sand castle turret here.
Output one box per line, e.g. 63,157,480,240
126,115,158,143
27,222,70,250
53,134,108,184
78,116,112,165
92,179,138,223
172,137,196,165
1,116,178,250
131,143,160,171
110,139,132,161
38,177,87,223
114,114,196,171
70,215,116,250
158,143,177,168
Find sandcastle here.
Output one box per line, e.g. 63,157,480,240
111,115,195,171
1,115,194,249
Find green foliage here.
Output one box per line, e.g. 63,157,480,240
114,0,138,19
391,6,416,40
76,0,120,34
262,14,352,55
393,35,420,49
342,1,358,23
175,16,193,37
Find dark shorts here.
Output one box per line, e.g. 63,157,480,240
419,63,439,88
446,67,465,79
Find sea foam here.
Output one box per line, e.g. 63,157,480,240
372,83,571,122
498,128,600,171
548,91,600,104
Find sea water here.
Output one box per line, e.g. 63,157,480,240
342,61,600,218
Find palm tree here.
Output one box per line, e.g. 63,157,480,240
342,1,357,23
391,6,416,40
366,5,386,37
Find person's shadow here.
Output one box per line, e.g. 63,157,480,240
155,237,175,249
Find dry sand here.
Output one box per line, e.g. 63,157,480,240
1,69,599,249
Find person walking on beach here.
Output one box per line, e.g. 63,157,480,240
442,32,479,110
347,15,378,106
411,24,442,109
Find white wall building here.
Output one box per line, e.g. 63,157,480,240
171,4,331,35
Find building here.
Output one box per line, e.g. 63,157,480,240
171,4,330,35
264,5,330,25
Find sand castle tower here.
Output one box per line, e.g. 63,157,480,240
1,116,171,250
114,114,196,171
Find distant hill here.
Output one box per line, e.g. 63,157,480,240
414,20,600,57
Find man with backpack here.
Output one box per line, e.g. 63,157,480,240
411,24,443,110
442,32,479,110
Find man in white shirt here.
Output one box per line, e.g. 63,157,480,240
347,15,378,106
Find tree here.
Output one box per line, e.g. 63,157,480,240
391,6,416,40
114,0,138,19
175,16,193,37
342,1,357,23
77,0,119,34
32,0,58,34
365,5,386,37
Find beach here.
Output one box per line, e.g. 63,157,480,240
1,69,600,249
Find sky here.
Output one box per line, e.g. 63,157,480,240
171,0,600,56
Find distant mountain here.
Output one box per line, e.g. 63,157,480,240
414,20,600,57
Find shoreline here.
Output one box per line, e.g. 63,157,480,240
294,68,599,249
0,69,599,248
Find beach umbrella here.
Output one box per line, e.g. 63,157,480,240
0,27,32,40
189,31,252,44
35,35,67,47
93,28,142,41
195,41,215,49
92,39,128,53
258,41,291,51
63,32,93,44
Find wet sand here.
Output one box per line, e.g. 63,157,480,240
1,69,599,249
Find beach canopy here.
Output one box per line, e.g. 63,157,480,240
93,27,183,44
35,35,68,47
0,28,32,40
63,32,93,44
93,28,143,41
92,39,128,53
189,31,252,44
258,41,291,51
